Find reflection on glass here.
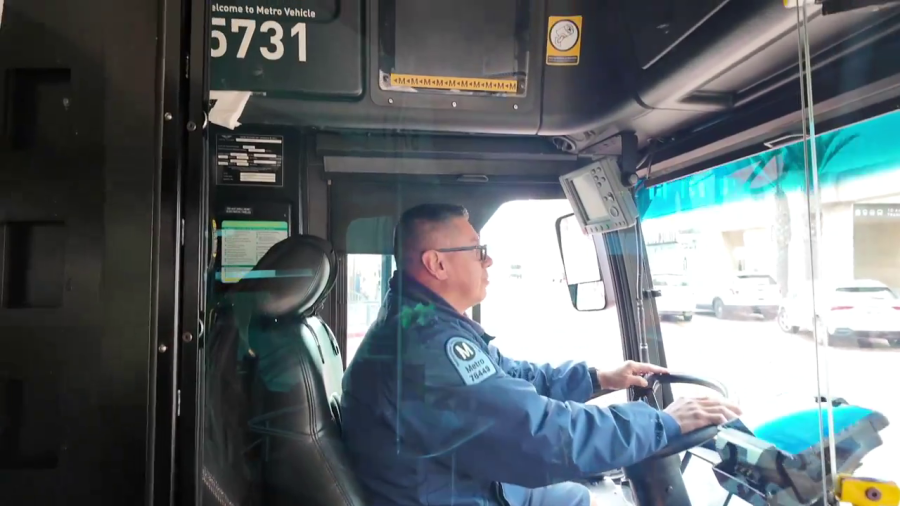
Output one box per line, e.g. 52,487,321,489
572,280,606,312
558,214,602,285
345,252,474,365
836,285,897,298
345,253,395,363
638,108,900,502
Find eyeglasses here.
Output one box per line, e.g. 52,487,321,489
435,244,488,262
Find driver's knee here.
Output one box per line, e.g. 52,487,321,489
590,494,600,506
501,481,592,506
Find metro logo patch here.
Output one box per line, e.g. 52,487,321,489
452,341,476,361
445,337,498,386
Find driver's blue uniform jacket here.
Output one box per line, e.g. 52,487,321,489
340,272,682,506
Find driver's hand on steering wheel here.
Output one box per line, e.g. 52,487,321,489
596,360,669,390
664,397,743,434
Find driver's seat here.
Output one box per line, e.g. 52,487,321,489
203,234,366,506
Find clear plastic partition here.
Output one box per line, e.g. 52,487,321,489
479,199,629,406
794,0,900,500
637,3,899,504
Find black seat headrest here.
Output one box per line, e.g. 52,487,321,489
229,234,337,318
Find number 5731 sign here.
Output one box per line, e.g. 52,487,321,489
211,16,308,62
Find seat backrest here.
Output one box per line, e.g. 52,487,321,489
203,234,366,506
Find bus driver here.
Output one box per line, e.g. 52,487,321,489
340,203,741,506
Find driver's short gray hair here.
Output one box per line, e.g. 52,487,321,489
393,203,468,269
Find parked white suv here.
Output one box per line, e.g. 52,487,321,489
777,279,900,347
652,272,696,322
697,272,781,320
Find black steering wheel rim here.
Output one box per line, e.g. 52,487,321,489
650,425,720,459
635,373,729,460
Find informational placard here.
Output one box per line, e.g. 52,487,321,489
546,15,582,66
219,220,289,283
210,3,314,63
215,133,284,186
208,0,363,96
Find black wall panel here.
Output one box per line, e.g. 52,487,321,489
0,0,175,502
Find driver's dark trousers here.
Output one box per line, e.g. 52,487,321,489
501,482,593,506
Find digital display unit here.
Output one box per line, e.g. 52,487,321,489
560,158,639,235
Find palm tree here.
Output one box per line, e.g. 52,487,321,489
735,131,859,295
774,171,792,296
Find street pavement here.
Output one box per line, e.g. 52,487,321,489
657,312,899,503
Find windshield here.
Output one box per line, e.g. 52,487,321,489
336,112,900,504
638,107,900,492
835,287,898,299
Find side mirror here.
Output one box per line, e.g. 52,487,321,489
555,213,607,311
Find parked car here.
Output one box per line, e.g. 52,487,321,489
652,272,696,322
696,272,781,320
777,279,900,347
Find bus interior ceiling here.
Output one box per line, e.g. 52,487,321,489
222,0,900,184
2,0,900,504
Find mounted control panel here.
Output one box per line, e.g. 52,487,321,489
559,157,639,235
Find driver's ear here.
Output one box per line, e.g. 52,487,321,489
421,251,448,280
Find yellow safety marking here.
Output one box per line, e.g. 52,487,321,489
836,474,899,506
389,74,517,93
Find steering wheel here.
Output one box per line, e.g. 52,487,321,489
634,373,730,460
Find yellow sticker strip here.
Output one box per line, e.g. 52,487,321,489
389,74,518,93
